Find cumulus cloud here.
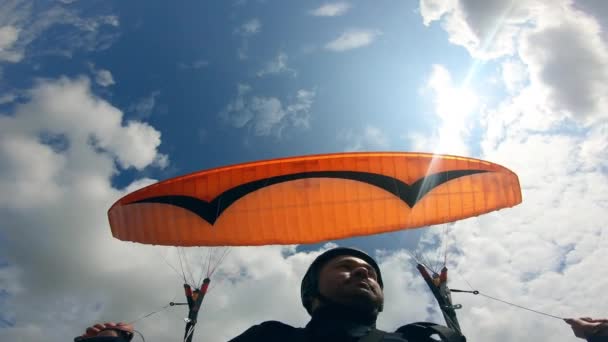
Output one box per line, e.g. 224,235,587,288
220,84,315,137
310,2,351,17
257,52,296,77
413,1,608,341
519,6,608,123
0,76,170,341
419,0,540,59
456,1,608,130
325,29,381,51
445,132,608,341
419,0,453,26
0,77,164,208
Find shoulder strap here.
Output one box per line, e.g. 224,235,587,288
358,328,386,342
396,322,466,342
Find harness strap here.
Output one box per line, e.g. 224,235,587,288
397,322,466,342
358,328,386,342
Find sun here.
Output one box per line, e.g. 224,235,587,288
437,87,479,126
430,80,480,154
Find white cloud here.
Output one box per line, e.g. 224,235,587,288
235,19,261,60
257,52,296,77
310,2,351,17
501,59,527,94
236,18,261,36
220,84,315,137
472,1,608,143
87,62,115,87
0,25,21,62
325,29,381,52
419,0,541,59
0,76,169,341
519,6,608,123
286,89,315,129
405,131,432,153
220,83,253,128
0,92,16,104
0,1,120,62
0,77,164,207
249,96,284,135
414,1,608,341
376,251,439,329
128,91,161,119
580,123,608,172
339,125,390,151
419,0,454,26
152,153,169,169
453,132,608,340
0,134,67,207
94,69,115,87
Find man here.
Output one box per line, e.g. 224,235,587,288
79,247,608,341
228,247,458,342
78,247,456,341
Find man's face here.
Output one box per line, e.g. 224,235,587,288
316,255,384,312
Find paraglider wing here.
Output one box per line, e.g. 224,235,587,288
108,152,521,246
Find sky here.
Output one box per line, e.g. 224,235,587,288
1,0,607,341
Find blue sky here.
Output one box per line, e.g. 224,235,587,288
1,1,608,341
2,0,479,182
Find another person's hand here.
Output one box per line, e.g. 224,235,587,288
565,317,608,339
78,322,134,340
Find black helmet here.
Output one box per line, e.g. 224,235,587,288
300,247,384,315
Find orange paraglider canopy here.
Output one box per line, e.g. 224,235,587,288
108,152,521,246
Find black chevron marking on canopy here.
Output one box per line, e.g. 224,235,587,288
130,169,488,225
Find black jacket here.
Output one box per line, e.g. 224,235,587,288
229,305,442,342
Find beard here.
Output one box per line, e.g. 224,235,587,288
328,280,384,313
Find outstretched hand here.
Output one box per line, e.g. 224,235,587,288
78,322,134,340
565,318,608,339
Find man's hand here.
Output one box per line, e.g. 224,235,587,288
79,322,134,340
565,318,608,339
